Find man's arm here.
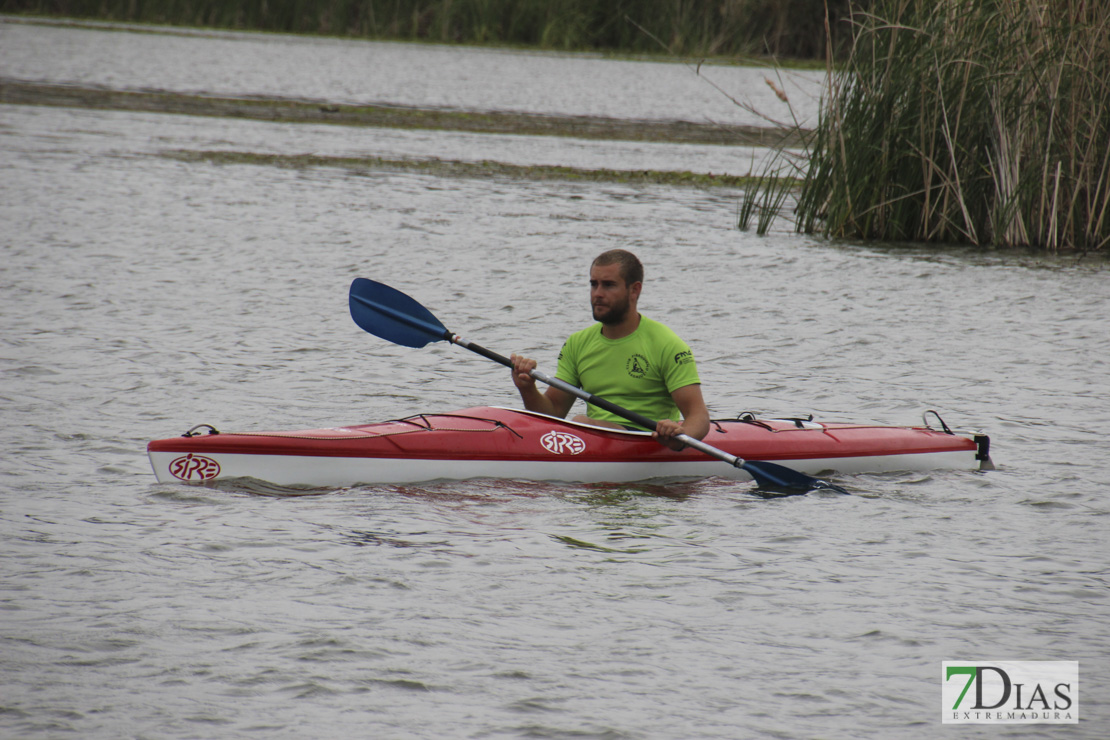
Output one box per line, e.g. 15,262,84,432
654,383,710,450
510,354,576,418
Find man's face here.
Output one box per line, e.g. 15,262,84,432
590,262,638,325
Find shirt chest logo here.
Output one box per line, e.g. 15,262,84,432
626,353,650,379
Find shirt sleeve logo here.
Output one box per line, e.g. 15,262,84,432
626,353,650,379
674,350,694,366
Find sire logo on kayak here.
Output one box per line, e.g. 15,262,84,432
169,453,222,481
540,431,586,455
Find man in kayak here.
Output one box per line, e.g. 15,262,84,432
510,249,710,451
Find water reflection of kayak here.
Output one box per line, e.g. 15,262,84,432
147,406,991,487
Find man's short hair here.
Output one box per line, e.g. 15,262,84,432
592,249,643,287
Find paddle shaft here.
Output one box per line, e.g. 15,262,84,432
447,332,748,470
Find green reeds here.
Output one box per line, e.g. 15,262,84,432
791,0,1110,250
738,161,802,235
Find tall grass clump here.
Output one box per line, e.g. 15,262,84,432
793,0,1110,250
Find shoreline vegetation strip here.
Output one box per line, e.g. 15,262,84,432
0,14,830,70
0,80,803,148
0,4,853,61
162,149,772,189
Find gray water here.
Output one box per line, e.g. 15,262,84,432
2,19,1108,740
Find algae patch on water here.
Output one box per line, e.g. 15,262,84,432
163,149,767,189
3,79,801,188
1,80,798,147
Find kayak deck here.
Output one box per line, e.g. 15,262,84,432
147,406,991,486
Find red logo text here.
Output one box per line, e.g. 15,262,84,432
169,454,222,481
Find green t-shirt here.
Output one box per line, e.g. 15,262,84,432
555,315,700,429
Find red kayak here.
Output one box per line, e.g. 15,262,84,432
147,406,991,487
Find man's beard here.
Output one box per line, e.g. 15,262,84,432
593,296,630,325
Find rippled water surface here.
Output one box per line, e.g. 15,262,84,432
2,20,1109,740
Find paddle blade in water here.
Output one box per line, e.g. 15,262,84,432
743,460,849,495
349,278,449,348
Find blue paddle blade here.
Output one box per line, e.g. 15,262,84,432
743,460,849,494
349,278,450,348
